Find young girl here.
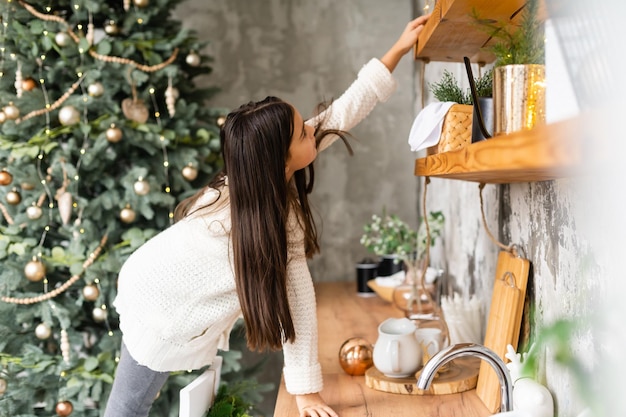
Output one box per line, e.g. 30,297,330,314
104,15,429,417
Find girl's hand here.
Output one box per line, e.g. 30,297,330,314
296,393,338,417
381,14,431,72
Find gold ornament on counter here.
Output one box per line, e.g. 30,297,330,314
182,164,198,181
0,169,13,186
27,205,43,220
24,258,46,282
105,124,123,143
120,205,136,224
122,98,149,123
82,284,100,301
55,400,73,416
35,322,52,340
6,188,21,205
58,105,80,126
87,82,104,97
3,103,20,120
338,337,374,376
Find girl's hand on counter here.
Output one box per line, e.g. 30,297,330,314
296,393,339,417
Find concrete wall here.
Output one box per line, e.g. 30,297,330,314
174,1,617,416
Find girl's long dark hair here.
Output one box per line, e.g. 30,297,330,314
174,96,350,351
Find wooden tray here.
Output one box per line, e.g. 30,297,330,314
365,357,480,395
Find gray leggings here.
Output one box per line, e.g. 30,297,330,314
103,343,170,417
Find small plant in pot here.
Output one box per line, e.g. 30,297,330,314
361,210,445,322
472,0,546,135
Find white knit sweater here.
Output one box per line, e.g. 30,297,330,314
113,57,397,395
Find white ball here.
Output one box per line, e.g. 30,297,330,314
88,82,104,97
3,104,19,120
26,205,43,220
35,323,52,340
92,307,107,322
133,179,151,195
55,32,71,47
185,52,201,67
58,105,80,126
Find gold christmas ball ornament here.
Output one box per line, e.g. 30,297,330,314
0,169,13,186
0,111,6,123
104,20,120,35
185,52,201,67
55,32,71,47
216,115,226,127
181,164,198,181
120,206,136,223
338,337,374,376
59,105,80,126
133,179,150,195
82,284,100,301
92,307,107,322
0,377,6,395
6,188,21,205
27,205,43,220
87,82,104,97
22,77,38,92
24,259,46,282
105,125,123,143
133,0,149,7
55,400,74,416
3,103,20,120
35,323,52,340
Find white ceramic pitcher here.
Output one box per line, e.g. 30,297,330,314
373,317,422,378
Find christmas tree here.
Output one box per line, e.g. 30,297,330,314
0,0,230,415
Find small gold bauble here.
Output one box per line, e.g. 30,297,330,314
55,32,71,47
35,323,52,340
106,125,123,143
55,400,73,416
104,20,120,35
0,169,13,186
27,205,43,220
24,259,46,282
6,189,21,205
181,165,198,181
22,77,38,92
185,52,201,67
0,111,6,123
87,82,104,97
3,103,20,120
216,115,226,127
121,98,149,123
133,0,149,7
21,181,36,190
59,105,80,126
338,337,374,376
92,307,107,322
120,206,136,223
133,179,150,195
82,284,100,301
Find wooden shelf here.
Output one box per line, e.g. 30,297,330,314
415,0,542,63
414,117,583,183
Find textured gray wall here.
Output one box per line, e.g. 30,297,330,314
174,1,612,416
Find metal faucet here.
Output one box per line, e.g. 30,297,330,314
416,343,513,413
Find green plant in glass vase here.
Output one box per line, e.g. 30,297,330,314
361,210,445,325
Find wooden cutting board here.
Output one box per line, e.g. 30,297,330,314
365,356,480,395
476,251,530,413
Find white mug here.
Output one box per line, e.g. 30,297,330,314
415,327,444,359
373,318,422,378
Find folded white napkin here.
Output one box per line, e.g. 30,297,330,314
408,102,455,152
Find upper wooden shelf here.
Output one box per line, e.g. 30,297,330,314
415,0,536,63
414,117,583,183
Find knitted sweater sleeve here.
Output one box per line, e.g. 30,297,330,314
311,57,398,153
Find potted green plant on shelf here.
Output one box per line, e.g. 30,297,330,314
472,0,546,136
361,210,445,323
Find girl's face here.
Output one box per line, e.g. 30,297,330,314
285,108,317,179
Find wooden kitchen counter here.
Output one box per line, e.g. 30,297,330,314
273,281,491,416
